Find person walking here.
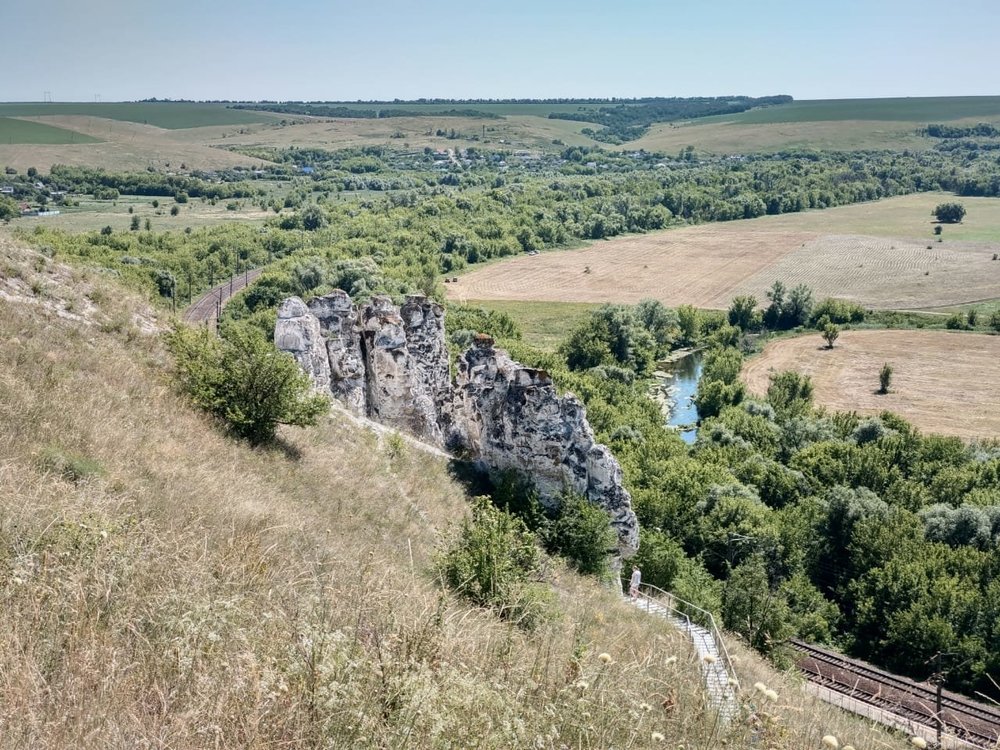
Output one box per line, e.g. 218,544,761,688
628,565,641,599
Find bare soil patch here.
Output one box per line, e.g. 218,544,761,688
741,329,1000,439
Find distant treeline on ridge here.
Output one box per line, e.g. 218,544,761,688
226,95,795,142
547,95,793,143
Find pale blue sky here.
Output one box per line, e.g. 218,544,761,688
5,0,998,102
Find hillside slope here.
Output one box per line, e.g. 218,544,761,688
0,232,913,749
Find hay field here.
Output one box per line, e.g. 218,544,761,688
742,330,1000,439
448,194,1000,310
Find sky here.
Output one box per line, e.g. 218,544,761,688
4,0,998,102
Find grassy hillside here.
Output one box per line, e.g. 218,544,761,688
0,103,282,129
713,96,1000,124
0,117,101,145
0,232,915,749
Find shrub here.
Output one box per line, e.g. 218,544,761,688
879,362,893,394
767,371,814,418
810,297,866,325
822,323,839,349
544,492,616,577
438,497,549,629
945,313,966,330
933,202,966,223
166,323,329,444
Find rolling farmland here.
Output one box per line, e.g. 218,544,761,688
0,102,282,129
0,117,101,145
448,194,1000,311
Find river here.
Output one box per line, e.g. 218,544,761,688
651,349,704,445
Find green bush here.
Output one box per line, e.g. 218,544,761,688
544,493,616,577
438,497,550,629
166,323,329,444
933,202,966,223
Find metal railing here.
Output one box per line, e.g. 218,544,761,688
631,582,735,684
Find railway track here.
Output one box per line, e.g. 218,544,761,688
182,268,262,326
791,639,1000,748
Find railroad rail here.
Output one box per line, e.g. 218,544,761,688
791,639,1000,749
182,268,263,326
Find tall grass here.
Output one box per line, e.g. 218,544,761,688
0,233,914,748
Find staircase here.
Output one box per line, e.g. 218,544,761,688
625,585,739,725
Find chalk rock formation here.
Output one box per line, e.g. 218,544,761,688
452,335,639,557
358,295,449,443
274,297,331,393
276,291,639,557
276,292,450,443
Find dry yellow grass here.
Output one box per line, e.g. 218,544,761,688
742,329,1000,439
0,232,913,748
449,194,1000,310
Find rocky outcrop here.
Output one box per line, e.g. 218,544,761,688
276,292,450,443
275,297,332,393
276,291,639,558
452,335,639,557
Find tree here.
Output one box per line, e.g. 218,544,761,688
767,371,814,418
0,195,18,221
300,204,328,231
728,295,760,331
879,362,893,394
676,304,701,345
170,205,180,216
166,324,329,445
934,202,966,224
130,214,140,231
822,323,839,349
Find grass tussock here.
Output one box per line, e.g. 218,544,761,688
0,233,914,748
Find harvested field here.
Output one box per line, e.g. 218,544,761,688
741,329,1000,439
448,194,1000,310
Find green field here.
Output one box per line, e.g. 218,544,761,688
0,103,282,130
0,117,101,144
707,96,1000,124
456,299,600,352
